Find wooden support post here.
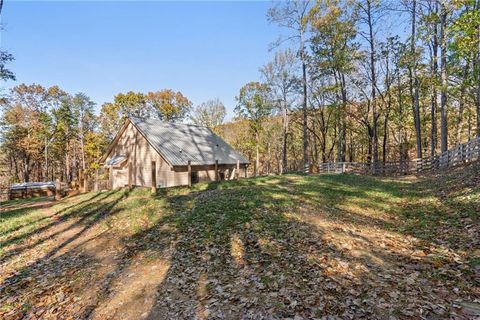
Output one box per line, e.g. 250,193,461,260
128,162,133,188
94,169,99,192
187,160,192,187
151,161,157,194
55,179,61,201
215,160,219,182
109,166,113,190
244,165,248,178
236,160,240,180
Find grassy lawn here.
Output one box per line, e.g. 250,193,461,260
0,165,478,319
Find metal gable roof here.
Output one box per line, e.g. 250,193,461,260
129,117,249,167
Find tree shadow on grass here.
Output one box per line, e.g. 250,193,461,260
0,174,476,319
0,189,132,318
89,175,468,319
0,191,117,264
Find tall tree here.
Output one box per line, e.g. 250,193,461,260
309,0,358,162
260,49,299,173
419,0,440,156
235,82,273,176
450,0,480,137
439,0,449,152
72,93,96,171
407,0,423,159
357,0,382,164
51,96,78,182
268,0,311,173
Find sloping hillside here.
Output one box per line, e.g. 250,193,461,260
0,165,478,319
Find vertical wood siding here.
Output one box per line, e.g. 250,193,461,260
105,122,189,188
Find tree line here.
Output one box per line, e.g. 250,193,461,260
1,0,479,184
0,84,228,183
228,0,480,176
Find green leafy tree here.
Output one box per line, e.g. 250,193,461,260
450,0,480,136
309,0,358,162
72,93,96,171
0,84,50,182
235,82,273,176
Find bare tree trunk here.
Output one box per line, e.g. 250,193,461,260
366,0,379,165
255,131,259,177
80,124,86,172
301,43,309,173
440,1,448,152
23,156,30,183
409,0,423,159
282,100,288,173
383,47,392,163
340,73,347,162
477,12,480,136
430,0,439,156
456,64,469,144
44,137,49,181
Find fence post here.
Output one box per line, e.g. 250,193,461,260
236,160,240,180
55,179,61,201
342,162,346,174
187,160,192,187
151,161,157,194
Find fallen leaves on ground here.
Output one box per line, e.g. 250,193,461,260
0,164,479,319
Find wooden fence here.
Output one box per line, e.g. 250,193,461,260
416,136,480,171
318,161,419,176
318,136,480,176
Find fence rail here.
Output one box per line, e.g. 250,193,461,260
318,161,418,176
318,136,480,176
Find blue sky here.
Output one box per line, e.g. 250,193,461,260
1,1,284,120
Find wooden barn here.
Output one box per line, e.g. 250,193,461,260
100,117,249,189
